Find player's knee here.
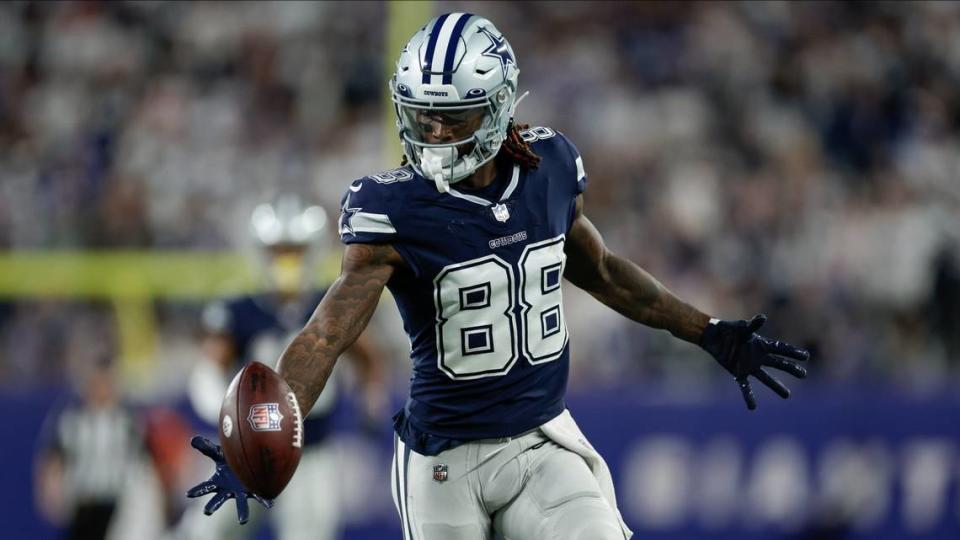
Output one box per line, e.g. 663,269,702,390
552,497,623,540
530,451,599,511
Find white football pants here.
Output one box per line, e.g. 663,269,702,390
391,412,631,540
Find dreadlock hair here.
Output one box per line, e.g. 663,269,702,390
399,120,542,170
498,121,541,170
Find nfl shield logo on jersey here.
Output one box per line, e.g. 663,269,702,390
247,403,283,432
492,203,510,222
432,464,448,482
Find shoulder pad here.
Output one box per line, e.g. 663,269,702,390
202,300,232,333
339,170,411,243
362,166,417,186
521,127,587,194
518,126,560,148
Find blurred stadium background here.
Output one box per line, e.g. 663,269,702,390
1,1,959,539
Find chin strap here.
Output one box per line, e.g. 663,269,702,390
420,147,450,193
421,146,480,193
433,174,450,193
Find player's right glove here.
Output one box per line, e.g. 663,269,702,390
699,314,809,410
186,436,274,524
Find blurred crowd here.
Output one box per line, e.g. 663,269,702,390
1,1,960,393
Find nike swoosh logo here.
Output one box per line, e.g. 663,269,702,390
349,182,363,192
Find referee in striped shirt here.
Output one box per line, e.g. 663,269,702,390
35,358,144,540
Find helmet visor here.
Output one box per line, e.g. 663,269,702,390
397,103,490,146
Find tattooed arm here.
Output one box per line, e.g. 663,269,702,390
564,195,710,343
277,243,403,413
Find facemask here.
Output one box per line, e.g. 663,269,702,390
420,146,481,193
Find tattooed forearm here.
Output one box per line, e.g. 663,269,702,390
277,243,398,413
565,196,709,344
594,252,710,343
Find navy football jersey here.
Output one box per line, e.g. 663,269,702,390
202,291,338,445
339,127,587,455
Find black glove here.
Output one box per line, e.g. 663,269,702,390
699,314,809,410
186,436,274,524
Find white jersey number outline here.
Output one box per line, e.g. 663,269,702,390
433,235,567,380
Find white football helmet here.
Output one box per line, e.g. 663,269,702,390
391,13,520,192
249,194,328,295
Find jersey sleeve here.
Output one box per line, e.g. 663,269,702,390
527,128,589,233
338,177,402,245
526,127,588,196
556,131,588,195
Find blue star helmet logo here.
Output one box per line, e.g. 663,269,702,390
478,26,515,79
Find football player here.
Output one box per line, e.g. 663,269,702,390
181,195,385,540
189,14,809,540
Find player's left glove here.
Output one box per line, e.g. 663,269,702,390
699,314,809,410
186,436,274,524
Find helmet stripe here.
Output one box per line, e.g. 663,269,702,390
441,13,474,84
421,13,450,84
428,13,467,85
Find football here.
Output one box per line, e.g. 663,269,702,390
219,361,303,499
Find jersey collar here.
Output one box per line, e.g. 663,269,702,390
444,164,520,207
